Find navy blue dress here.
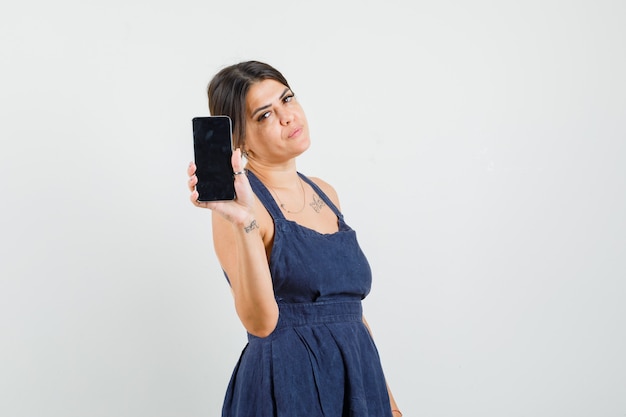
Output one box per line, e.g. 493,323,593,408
222,170,392,417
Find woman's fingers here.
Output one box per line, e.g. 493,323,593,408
187,161,204,206
190,189,217,210
189,189,199,205
187,161,198,195
187,161,196,177
232,149,244,174
188,174,197,192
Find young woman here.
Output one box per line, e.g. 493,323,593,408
187,61,401,417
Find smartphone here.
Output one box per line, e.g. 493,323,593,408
192,116,236,201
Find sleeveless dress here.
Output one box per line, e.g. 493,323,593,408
221,170,392,417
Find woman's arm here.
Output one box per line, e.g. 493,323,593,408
188,149,278,337
362,316,402,416
212,210,278,337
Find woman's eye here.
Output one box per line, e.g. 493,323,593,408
283,94,294,103
257,111,271,122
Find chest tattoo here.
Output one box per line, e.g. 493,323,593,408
310,193,326,213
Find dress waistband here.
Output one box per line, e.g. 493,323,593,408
247,300,363,341
276,300,363,327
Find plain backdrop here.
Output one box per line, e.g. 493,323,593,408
1,1,625,416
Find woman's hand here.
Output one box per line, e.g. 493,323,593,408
187,148,256,225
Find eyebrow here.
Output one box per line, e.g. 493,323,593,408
250,87,291,119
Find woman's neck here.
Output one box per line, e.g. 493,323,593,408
245,159,300,189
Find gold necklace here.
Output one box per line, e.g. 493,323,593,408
270,177,306,214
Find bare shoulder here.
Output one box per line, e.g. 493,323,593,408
307,176,341,210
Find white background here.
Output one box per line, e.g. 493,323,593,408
1,1,625,416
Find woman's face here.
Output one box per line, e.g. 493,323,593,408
243,79,310,164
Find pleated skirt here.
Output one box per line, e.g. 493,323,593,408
222,300,392,417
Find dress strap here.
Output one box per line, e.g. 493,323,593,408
246,170,285,220
298,173,344,220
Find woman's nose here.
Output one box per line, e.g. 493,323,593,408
279,109,294,125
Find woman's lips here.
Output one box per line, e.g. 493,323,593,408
288,127,302,139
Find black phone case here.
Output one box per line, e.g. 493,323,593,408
192,116,235,201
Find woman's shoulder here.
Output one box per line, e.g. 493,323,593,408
304,175,341,210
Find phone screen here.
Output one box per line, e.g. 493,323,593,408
192,116,235,201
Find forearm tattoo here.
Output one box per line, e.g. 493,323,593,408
243,219,259,233
310,193,326,213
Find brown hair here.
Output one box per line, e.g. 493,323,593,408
207,61,291,150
